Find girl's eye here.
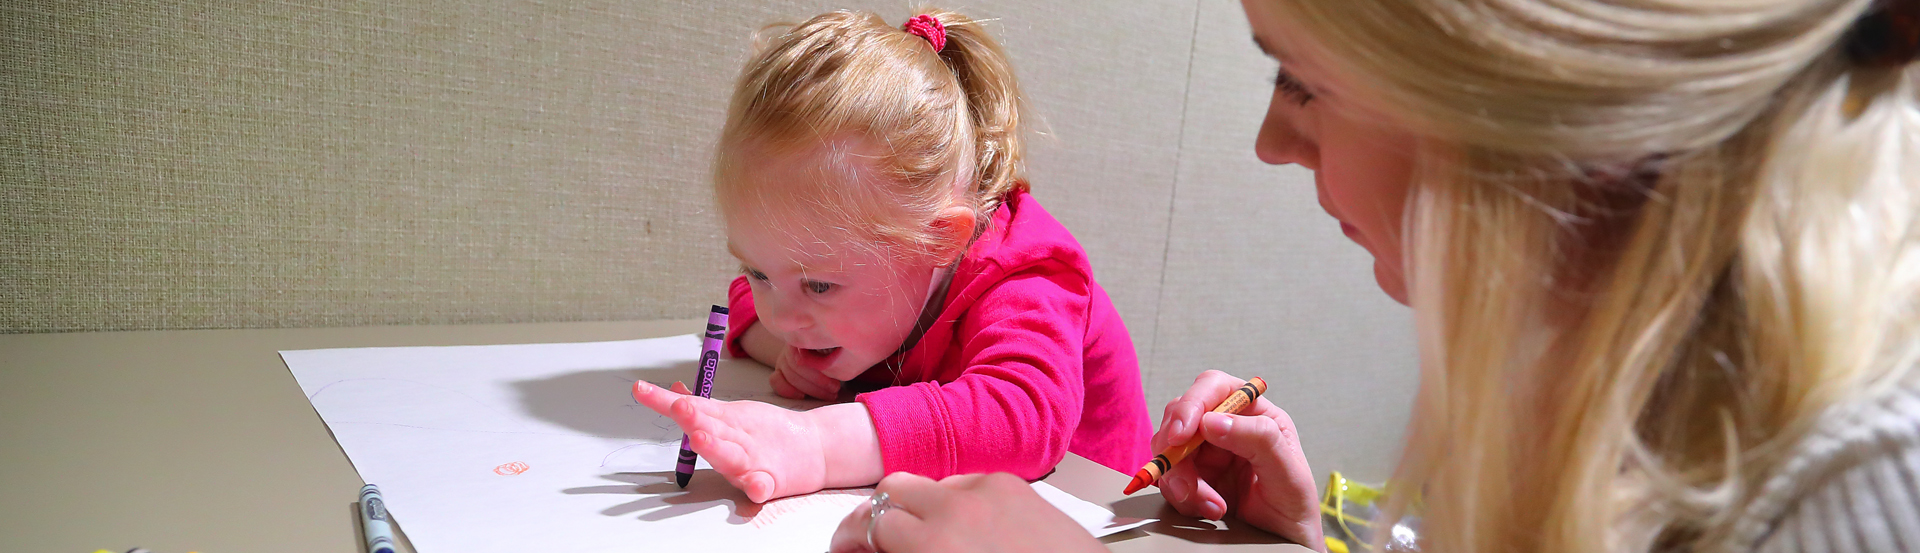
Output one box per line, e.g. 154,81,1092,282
743,266,769,282
1271,68,1315,106
803,280,834,294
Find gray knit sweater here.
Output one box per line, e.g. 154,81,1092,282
1718,377,1920,552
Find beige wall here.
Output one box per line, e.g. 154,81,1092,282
1,0,1415,482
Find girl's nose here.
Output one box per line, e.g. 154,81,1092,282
756,293,813,333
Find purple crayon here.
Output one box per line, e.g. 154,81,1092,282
677,305,728,487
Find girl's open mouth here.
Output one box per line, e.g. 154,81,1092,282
792,345,843,373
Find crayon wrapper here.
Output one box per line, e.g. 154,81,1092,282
676,435,697,472
1213,385,1256,415
360,484,398,553
694,309,728,398
677,306,729,477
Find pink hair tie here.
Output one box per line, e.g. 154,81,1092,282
903,14,946,52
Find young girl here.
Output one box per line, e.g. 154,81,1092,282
631,8,1151,504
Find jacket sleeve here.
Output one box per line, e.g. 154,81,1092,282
722,275,759,359
855,265,1090,480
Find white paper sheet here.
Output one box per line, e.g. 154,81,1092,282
282,335,1150,552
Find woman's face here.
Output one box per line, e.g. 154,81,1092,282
1242,0,1419,305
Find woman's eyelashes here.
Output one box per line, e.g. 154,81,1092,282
1271,68,1315,106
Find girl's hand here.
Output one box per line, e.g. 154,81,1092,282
632,379,830,503
739,322,842,401
828,472,1105,553
1153,370,1324,551
770,346,843,401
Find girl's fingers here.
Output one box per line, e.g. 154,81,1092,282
738,470,777,503
770,370,806,400
632,380,679,414
681,403,762,458
786,366,836,399
778,359,841,400
674,401,759,460
690,429,753,476
802,370,843,400
668,394,717,424
688,429,778,502
669,381,692,395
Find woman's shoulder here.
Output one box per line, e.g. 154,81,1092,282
1721,374,1920,553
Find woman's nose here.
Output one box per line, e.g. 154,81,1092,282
1254,100,1318,170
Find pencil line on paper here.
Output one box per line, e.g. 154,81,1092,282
331,419,676,442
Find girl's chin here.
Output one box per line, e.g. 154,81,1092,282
821,359,874,381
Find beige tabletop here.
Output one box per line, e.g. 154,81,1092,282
0,320,1309,552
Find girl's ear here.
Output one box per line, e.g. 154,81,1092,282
930,205,978,265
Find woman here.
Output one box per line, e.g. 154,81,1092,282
830,0,1920,552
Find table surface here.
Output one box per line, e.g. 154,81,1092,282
0,320,1309,552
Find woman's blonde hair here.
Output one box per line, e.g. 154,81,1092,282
713,8,1027,264
1264,1,1919,551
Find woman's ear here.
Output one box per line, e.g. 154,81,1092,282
931,205,978,265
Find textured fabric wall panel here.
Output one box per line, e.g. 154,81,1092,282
968,2,1194,372
2,1,1189,335
1150,0,1417,483
4,1,751,331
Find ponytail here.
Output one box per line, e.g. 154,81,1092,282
916,9,1029,219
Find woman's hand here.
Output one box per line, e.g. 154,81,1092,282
1154,370,1324,551
828,472,1106,553
632,379,832,503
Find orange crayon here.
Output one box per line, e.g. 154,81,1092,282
1123,377,1268,495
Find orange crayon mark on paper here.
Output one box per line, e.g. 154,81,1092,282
494,461,530,475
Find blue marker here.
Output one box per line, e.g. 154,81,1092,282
677,305,729,488
359,484,397,553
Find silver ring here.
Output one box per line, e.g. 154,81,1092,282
866,491,893,552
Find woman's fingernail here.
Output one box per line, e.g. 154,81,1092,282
1204,413,1233,436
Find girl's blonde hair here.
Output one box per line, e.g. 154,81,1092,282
713,8,1027,264
1264,1,1918,551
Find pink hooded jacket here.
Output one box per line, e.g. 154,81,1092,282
724,190,1151,478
